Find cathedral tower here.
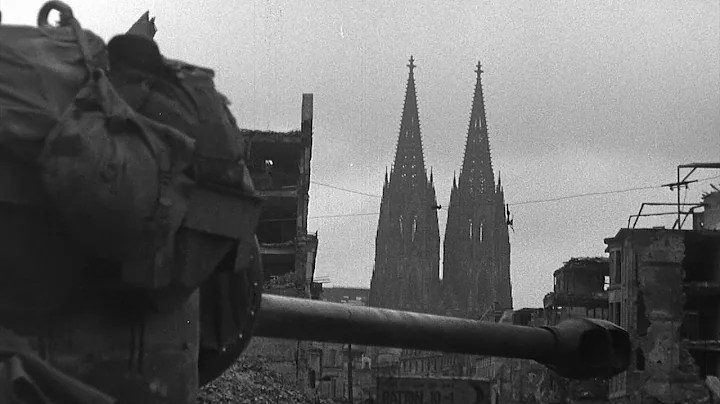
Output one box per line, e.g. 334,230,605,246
442,62,512,318
369,57,441,313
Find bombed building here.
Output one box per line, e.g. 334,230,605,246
245,94,319,299
242,94,321,393
487,167,720,404
602,164,720,403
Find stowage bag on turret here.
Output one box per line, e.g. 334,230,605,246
36,17,196,279
0,21,107,152
0,15,107,205
0,4,133,320
106,33,252,194
105,32,263,295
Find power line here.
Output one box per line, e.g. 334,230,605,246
509,184,659,206
311,181,381,198
307,174,720,220
310,212,380,219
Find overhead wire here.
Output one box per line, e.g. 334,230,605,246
310,181,382,199
509,184,662,206
307,174,720,220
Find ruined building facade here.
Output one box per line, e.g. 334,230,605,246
370,57,512,318
604,228,717,404
243,94,321,393
487,189,720,404
369,56,441,313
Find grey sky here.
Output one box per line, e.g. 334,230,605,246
7,0,719,308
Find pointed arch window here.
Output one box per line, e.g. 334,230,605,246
412,217,417,242
478,223,483,242
469,219,473,239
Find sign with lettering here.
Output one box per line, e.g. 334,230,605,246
377,377,490,404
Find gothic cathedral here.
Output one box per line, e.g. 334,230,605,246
370,57,512,318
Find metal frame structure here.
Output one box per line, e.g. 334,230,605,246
629,163,720,230
627,202,705,229
665,163,720,229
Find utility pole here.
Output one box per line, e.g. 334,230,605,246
347,343,353,404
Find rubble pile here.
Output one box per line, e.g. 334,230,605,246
198,355,317,404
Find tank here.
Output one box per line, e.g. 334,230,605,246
0,3,631,403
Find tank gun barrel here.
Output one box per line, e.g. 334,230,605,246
255,295,631,380
256,295,554,359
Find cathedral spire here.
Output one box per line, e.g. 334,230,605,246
441,60,512,317
371,56,440,314
458,61,494,199
470,61,488,133
390,56,427,189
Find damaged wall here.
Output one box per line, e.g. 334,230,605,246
606,229,713,404
241,95,316,395
700,192,720,230
494,356,612,404
635,232,707,404
494,357,554,403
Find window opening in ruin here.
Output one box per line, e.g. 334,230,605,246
256,216,296,244
603,276,610,290
633,253,639,285
636,291,650,337
478,223,483,242
693,351,719,378
684,309,704,340
635,349,645,371
469,219,473,239
613,302,621,326
399,215,403,237
613,251,622,283
264,159,274,169
683,235,719,282
412,217,417,242
308,369,316,388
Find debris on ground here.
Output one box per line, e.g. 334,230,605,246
198,355,320,404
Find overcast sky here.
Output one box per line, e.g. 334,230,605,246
7,0,719,308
